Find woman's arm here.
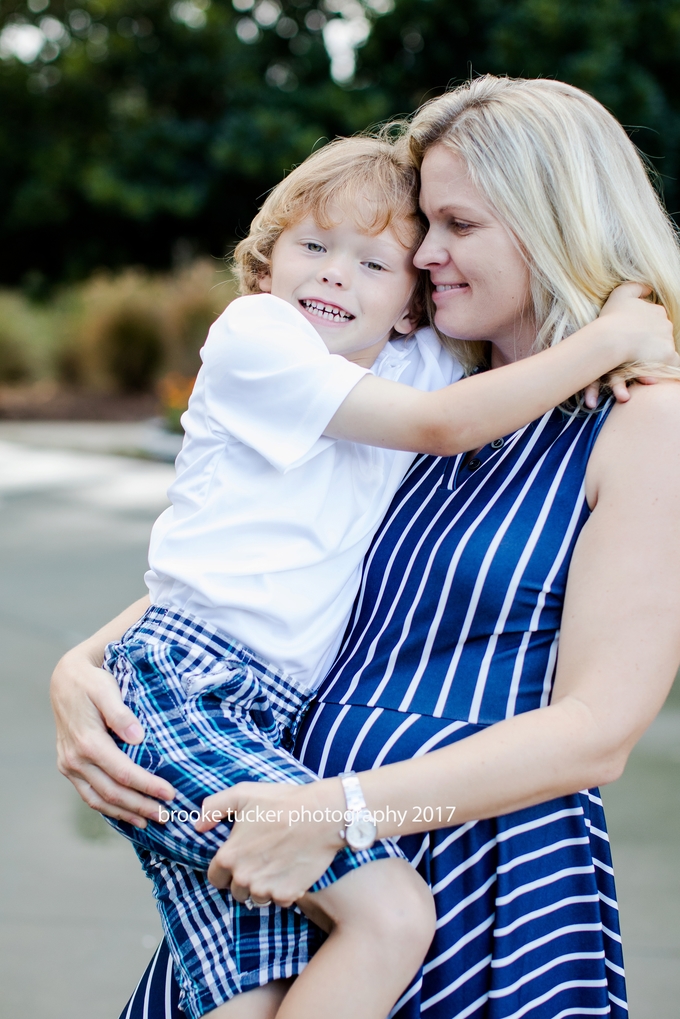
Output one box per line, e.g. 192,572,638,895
363,382,680,822
200,382,680,904
50,595,175,826
326,284,680,456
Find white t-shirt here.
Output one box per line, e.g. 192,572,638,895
146,294,463,690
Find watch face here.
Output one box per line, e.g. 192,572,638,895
346,814,377,851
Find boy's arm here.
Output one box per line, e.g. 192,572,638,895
326,284,680,455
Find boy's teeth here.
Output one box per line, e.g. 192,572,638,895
301,299,353,321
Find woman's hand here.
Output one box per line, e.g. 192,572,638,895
196,779,345,906
50,597,175,826
584,282,679,407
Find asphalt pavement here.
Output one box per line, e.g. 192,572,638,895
0,421,677,1019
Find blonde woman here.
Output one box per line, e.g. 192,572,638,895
52,77,680,1019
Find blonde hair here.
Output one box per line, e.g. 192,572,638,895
404,75,680,380
233,136,426,323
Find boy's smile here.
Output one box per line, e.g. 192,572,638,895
258,208,420,367
298,298,355,324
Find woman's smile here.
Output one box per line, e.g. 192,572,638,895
431,281,470,298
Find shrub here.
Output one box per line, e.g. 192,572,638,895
162,261,236,376
0,290,61,384
0,260,236,410
158,372,197,433
0,329,31,384
100,306,164,393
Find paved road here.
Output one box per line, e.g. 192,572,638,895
0,435,170,1019
0,427,677,1018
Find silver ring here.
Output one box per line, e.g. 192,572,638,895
244,895,273,910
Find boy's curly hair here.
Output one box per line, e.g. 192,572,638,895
232,135,428,328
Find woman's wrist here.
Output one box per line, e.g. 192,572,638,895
308,778,348,850
51,646,100,704
67,639,106,671
56,595,148,677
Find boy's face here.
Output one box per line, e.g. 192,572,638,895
259,207,419,367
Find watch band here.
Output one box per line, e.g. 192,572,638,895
339,771,367,814
338,771,377,852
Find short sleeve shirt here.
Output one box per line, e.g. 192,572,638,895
199,293,370,472
146,293,463,690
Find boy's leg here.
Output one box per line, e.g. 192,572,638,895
275,858,436,1019
106,621,425,1017
104,634,322,872
136,853,324,1019
204,980,292,1018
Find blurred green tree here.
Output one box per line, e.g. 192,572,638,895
0,0,679,285
357,0,680,208
0,0,389,283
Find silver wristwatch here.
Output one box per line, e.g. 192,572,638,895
338,771,377,852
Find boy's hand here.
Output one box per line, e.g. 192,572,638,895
598,282,676,364
584,282,679,408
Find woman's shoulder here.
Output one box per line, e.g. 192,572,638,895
600,380,680,438
586,381,680,505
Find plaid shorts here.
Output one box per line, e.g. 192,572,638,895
104,605,401,1019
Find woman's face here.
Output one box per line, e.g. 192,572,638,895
415,145,534,365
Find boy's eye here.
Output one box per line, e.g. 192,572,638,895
363,261,385,271
304,242,326,253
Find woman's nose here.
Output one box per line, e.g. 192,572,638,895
413,231,447,270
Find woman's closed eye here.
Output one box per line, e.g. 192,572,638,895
449,219,474,234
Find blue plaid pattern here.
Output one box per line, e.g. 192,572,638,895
104,606,401,1019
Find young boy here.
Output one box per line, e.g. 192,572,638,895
104,136,671,1019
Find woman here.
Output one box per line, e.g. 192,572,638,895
52,76,680,1019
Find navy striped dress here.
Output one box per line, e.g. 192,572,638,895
295,401,626,1019
122,402,626,1019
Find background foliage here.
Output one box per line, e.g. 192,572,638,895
0,259,233,384
1,0,680,289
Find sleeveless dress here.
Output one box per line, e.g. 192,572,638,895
295,401,626,1019
120,402,627,1019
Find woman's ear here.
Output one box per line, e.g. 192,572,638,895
258,273,272,293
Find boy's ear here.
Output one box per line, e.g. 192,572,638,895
258,273,272,293
393,306,418,336
394,275,427,335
